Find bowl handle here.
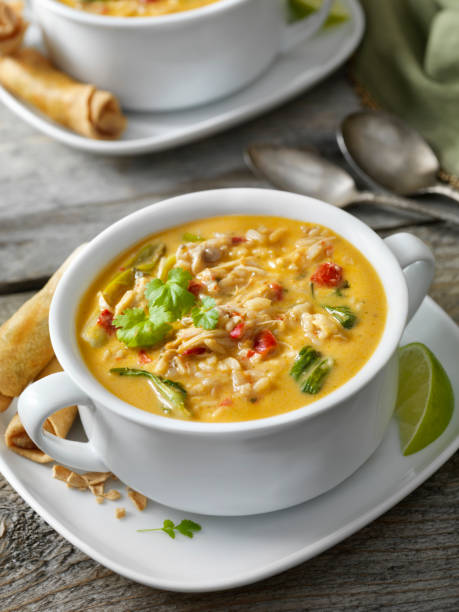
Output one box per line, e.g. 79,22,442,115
280,0,332,53
18,371,108,472
384,233,435,323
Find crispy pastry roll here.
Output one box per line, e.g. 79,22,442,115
0,48,126,139
5,358,77,463
0,1,27,56
0,245,84,411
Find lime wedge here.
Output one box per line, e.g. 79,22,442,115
289,0,349,27
396,343,454,456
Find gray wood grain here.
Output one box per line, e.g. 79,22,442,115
0,69,447,292
0,67,458,611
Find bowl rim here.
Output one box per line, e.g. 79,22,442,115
32,0,250,28
50,188,408,436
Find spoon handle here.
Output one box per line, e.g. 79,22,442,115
422,182,459,205
352,191,459,227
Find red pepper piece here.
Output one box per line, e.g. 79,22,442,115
96,309,116,335
231,236,246,244
138,349,152,364
182,347,207,356
268,282,284,301
229,321,245,340
310,262,343,287
253,330,277,356
246,349,255,359
219,398,233,407
188,280,204,298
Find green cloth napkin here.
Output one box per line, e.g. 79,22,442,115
352,0,459,178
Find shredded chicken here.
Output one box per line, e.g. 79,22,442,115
83,222,363,418
300,313,343,345
135,226,348,398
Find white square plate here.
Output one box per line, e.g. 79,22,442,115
0,0,364,155
1,297,458,592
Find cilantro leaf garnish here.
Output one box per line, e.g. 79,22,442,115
145,267,195,320
167,267,192,286
149,305,175,326
191,295,219,330
177,519,202,538
115,268,198,350
113,308,171,348
137,519,202,539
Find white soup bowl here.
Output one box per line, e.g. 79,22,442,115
31,0,332,111
18,189,434,516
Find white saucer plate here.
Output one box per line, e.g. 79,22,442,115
0,297,458,592
0,0,364,155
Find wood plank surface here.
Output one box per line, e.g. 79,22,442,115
0,67,458,611
0,68,451,292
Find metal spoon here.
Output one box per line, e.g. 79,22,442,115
338,110,459,203
245,144,459,226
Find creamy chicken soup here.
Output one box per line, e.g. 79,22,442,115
58,0,220,18
77,215,387,422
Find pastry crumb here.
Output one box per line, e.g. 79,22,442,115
89,483,104,497
104,489,121,501
83,471,112,486
52,465,72,482
115,507,126,519
51,466,136,514
127,488,148,511
66,471,87,489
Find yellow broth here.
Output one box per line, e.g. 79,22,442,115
77,215,387,422
58,0,220,18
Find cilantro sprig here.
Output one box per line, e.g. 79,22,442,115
114,268,195,348
114,307,172,348
137,519,202,539
145,268,195,320
191,295,219,330
114,267,219,348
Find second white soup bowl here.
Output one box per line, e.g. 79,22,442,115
18,189,434,516
31,0,332,111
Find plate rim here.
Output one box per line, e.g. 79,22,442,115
1,296,458,593
0,0,364,155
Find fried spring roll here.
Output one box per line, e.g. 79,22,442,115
5,357,77,463
0,245,84,408
0,48,126,139
0,1,27,56
0,393,11,411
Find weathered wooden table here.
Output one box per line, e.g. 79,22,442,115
0,69,458,611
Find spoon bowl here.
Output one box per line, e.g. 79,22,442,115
338,111,459,204
245,144,358,206
245,143,459,226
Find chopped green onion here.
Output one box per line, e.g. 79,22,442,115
290,345,333,395
133,243,167,273
300,357,334,394
81,310,109,348
290,346,321,381
182,233,204,242
102,242,165,306
157,254,177,282
335,280,350,297
322,305,357,329
110,368,190,419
